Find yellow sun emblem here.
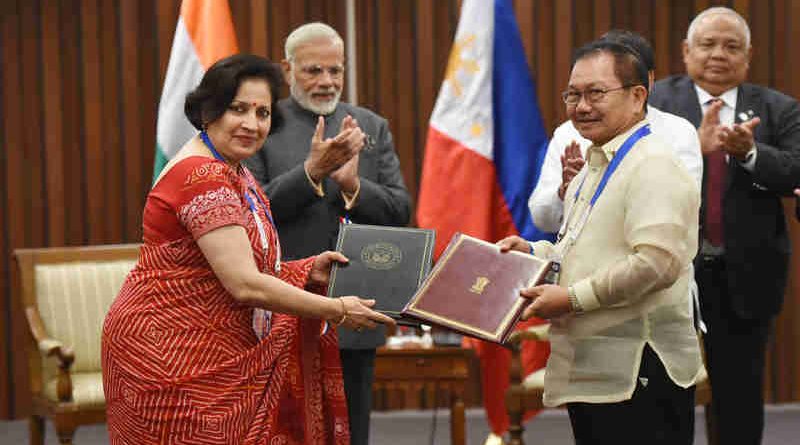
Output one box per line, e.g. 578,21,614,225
470,123,484,138
444,34,480,97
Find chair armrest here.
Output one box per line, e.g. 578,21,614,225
26,307,75,402
507,323,550,344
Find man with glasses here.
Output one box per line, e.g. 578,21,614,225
245,22,410,445
500,40,702,444
650,7,800,444
529,30,702,233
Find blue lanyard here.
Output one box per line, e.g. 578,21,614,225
573,124,651,206
557,124,651,246
200,131,276,228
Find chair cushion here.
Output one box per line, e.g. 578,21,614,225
43,372,105,408
35,259,136,373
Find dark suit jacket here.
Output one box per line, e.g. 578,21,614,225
650,75,800,319
245,98,411,349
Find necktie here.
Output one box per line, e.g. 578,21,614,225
704,98,725,246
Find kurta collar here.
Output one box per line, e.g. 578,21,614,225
587,119,648,164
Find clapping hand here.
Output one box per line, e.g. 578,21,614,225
329,118,362,193
558,141,584,200
304,115,366,181
698,100,727,155
699,99,761,160
719,117,760,161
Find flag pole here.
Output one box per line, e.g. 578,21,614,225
345,0,358,105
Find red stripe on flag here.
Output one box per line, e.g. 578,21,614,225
416,127,517,257
463,318,550,435
417,127,551,435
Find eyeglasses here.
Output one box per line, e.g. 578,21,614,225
297,64,345,79
561,85,639,105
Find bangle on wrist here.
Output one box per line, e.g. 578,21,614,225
332,298,348,326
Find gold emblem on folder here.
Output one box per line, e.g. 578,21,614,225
361,242,402,270
469,276,490,294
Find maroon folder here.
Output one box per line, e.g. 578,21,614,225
402,233,552,344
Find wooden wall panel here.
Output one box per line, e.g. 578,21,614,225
653,0,672,80
80,0,105,245
1,0,800,417
101,0,123,243
535,0,556,131
138,0,160,239
0,0,20,420
414,0,436,190
393,1,418,203
40,0,66,247
21,1,45,249
62,0,88,246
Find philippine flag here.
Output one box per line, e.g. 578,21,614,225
415,0,552,438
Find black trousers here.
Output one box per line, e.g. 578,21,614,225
566,345,696,445
697,255,772,445
339,348,376,445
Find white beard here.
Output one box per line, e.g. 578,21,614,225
291,82,341,115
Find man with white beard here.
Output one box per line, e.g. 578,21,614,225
244,22,410,445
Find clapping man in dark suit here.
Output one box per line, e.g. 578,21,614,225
650,7,800,444
245,23,411,445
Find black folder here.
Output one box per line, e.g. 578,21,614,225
327,223,435,322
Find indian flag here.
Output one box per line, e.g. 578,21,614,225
153,0,238,180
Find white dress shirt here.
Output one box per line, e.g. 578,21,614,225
529,105,703,233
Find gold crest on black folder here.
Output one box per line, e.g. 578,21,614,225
327,223,435,321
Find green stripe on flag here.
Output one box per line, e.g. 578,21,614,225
153,143,169,184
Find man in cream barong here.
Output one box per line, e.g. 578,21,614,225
500,39,703,444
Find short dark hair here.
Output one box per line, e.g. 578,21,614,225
601,29,655,72
184,54,284,133
571,40,649,90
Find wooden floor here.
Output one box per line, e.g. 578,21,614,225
3,404,800,445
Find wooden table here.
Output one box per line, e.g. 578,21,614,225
373,346,473,445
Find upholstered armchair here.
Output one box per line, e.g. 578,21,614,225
504,324,715,445
14,244,139,444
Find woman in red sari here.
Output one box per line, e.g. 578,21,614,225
101,54,392,445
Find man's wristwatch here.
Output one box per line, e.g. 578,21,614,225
567,286,583,314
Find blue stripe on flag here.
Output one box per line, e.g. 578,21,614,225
492,0,555,242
